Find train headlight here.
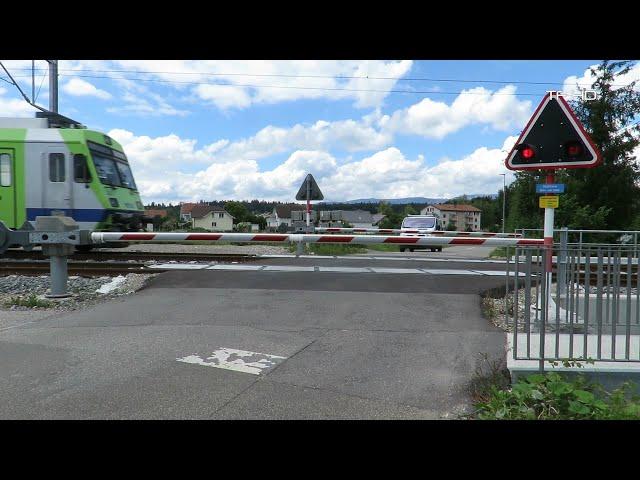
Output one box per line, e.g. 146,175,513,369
109,197,119,208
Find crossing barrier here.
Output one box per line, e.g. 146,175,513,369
314,227,522,237
91,231,542,247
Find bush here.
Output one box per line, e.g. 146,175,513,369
474,370,640,420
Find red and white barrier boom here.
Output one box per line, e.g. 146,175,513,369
314,227,522,237
91,231,542,247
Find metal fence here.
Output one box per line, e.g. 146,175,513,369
508,245,640,368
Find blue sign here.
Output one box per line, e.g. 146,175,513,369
536,183,565,194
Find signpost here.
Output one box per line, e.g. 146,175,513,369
505,92,601,371
295,174,324,254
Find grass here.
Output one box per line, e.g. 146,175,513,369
489,246,509,258
365,244,402,252
3,293,53,309
288,243,368,255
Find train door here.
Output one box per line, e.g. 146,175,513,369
0,148,16,228
43,147,73,215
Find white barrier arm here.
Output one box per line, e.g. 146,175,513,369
91,231,542,247
314,227,522,237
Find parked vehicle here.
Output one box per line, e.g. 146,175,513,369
399,214,442,252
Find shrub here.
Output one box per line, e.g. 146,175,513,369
474,370,640,420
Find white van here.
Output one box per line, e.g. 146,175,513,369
399,215,442,252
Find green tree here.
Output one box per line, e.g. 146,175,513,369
224,201,249,224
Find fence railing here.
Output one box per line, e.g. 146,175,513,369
508,245,640,368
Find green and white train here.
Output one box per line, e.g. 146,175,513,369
0,113,151,233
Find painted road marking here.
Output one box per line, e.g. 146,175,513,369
317,266,372,273
471,270,527,277
148,263,512,275
149,263,208,270
419,269,479,275
176,347,287,375
259,254,506,264
262,265,316,272
206,264,266,270
368,267,425,274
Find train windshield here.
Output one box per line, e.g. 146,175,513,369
115,162,137,190
92,153,137,190
402,217,436,229
93,154,122,187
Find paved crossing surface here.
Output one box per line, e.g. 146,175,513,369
0,246,508,419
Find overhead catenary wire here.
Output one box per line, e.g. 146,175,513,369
5,72,591,97
10,65,634,88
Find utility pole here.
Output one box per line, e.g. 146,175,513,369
48,60,58,113
499,173,506,233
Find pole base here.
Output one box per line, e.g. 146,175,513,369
45,293,72,299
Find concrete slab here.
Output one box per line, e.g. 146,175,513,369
212,380,441,420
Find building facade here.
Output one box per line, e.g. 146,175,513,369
420,204,482,231
190,204,234,232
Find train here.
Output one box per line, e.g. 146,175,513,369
0,112,152,240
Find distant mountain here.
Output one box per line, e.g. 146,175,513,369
320,194,498,204
323,197,449,205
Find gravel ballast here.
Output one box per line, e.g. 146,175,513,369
0,273,156,313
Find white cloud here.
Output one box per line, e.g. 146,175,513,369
562,61,640,99
69,60,414,110
112,125,517,204
0,86,39,117
62,78,112,100
382,85,532,139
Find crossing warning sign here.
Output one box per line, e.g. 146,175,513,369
505,93,602,171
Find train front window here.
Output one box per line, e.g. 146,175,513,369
115,162,137,190
92,154,122,187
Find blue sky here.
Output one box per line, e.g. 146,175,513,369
1,59,634,204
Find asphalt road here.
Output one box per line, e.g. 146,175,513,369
0,246,508,419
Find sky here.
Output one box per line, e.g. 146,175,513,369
1,59,639,204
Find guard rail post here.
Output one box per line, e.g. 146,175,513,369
32,216,86,298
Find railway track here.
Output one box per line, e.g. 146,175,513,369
0,250,260,276
1,250,259,263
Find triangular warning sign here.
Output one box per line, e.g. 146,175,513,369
505,93,602,171
295,174,324,201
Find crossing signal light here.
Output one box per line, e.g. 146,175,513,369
517,144,536,160
505,93,601,171
564,140,583,157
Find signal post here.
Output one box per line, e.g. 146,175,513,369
505,91,602,369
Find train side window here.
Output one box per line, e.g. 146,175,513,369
74,154,91,183
0,153,11,186
49,153,65,182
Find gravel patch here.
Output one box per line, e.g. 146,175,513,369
0,273,156,313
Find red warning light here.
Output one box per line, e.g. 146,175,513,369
565,141,583,157
521,146,535,159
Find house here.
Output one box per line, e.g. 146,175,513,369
421,204,482,231
179,202,199,222
265,204,299,229
190,204,234,232
372,213,386,226
340,209,375,228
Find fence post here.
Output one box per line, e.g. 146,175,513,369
558,227,568,297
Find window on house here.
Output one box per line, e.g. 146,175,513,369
0,153,11,186
49,153,65,182
212,222,217,227
219,213,224,218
